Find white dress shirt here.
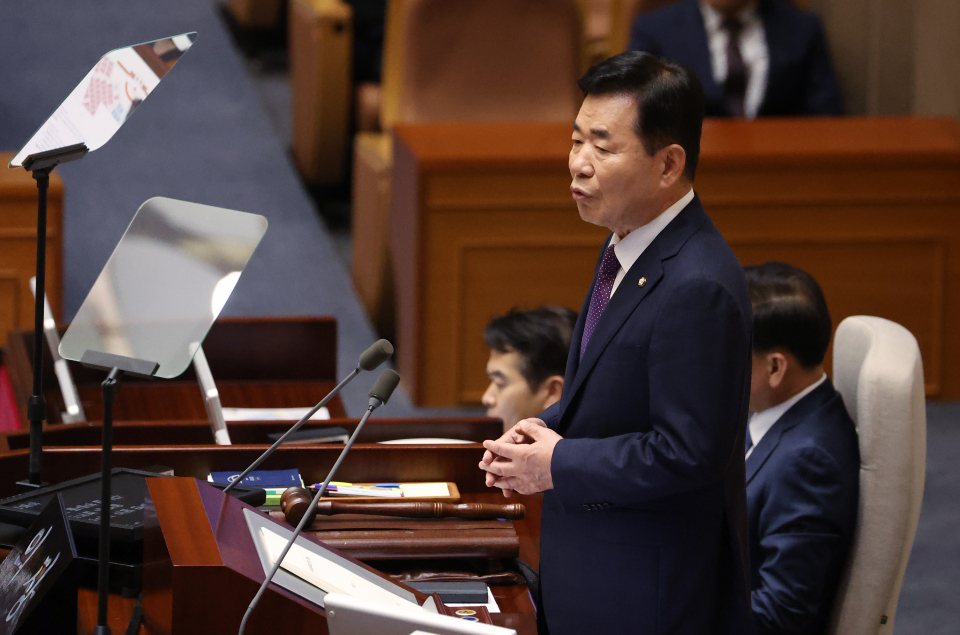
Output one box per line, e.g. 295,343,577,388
699,1,769,118
608,188,694,297
746,373,828,459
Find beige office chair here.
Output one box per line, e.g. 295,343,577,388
828,316,926,635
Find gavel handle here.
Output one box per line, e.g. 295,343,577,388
314,500,525,520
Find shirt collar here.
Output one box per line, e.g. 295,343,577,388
699,1,760,32
747,373,828,456
609,189,694,273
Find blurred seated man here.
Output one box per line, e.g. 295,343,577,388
482,307,577,433
744,262,860,635
629,0,843,117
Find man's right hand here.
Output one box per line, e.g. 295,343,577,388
480,418,547,497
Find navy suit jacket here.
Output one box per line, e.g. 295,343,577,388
628,0,843,117
536,196,754,634
746,378,860,635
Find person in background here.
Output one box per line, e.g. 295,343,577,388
629,0,843,117
744,262,860,635
482,307,577,433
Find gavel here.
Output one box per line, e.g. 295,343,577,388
279,486,525,526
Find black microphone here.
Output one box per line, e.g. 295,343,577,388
222,340,393,494
237,369,401,635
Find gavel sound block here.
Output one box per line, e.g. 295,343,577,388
280,486,525,526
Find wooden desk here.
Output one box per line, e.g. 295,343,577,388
3,316,346,427
0,417,503,452
0,152,64,348
391,117,960,405
0,442,539,634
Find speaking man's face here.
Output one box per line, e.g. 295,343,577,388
569,93,662,236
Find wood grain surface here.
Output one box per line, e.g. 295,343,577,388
391,117,960,404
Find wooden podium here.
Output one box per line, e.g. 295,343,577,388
0,441,540,634
142,477,431,635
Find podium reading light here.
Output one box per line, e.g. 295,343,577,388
7,32,197,490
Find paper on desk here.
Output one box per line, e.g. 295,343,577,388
259,527,420,610
399,483,450,498
444,587,500,614
222,407,330,421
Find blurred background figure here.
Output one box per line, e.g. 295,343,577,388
628,0,843,117
482,307,577,432
744,262,860,635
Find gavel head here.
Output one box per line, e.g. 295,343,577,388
280,486,316,526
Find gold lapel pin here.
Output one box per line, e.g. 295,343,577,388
638,277,647,287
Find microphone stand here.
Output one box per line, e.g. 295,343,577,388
221,367,360,494
237,371,398,635
17,143,88,490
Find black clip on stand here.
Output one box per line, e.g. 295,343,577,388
79,350,159,635
17,143,89,492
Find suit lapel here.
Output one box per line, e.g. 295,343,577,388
746,379,838,483
558,197,709,423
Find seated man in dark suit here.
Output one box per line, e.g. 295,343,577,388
629,0,843,117
481,306,577,433
744,262,860,635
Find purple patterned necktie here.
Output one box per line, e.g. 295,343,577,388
580,244,622,359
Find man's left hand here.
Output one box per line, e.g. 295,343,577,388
480,419,562,495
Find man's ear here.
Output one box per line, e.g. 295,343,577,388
540,375,564,407
767,352,790,389
659,143,687,188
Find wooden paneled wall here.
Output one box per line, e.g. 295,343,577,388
391,118,960,407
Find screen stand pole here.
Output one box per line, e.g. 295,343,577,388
17,143,88,491
76,350,157,635
25,166,52,487
93,366,122,635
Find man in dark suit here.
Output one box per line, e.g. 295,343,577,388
479,51,754,634
629,0,843,117
744,262,860,634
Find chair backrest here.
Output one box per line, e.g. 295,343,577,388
828,316,926,635
380,0,582,129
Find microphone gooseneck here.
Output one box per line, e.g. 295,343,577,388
222,340,393,494
237,369,399,635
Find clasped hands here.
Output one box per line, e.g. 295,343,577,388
479,418,563,497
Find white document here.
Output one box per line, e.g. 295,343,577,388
399,483,450,498
222,406,330,421
259,527,420,610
